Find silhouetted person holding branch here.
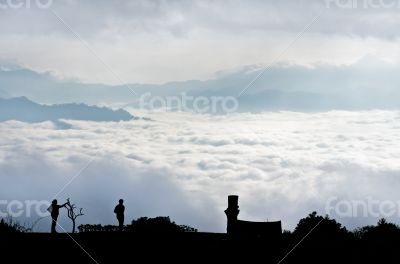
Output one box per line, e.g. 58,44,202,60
114,199,125,231
48,199,67,233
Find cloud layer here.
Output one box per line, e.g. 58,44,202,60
1,110,400,232
1,0,400,83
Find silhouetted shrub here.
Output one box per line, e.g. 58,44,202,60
0,217,29,233
129,216,197,233
353,218,400,262
78,216,197,233
354,218,400,240
178,224,198,233
78,224,121,232
293,211,350,238
290,211,354,253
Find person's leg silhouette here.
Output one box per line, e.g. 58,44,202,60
51,215,58,233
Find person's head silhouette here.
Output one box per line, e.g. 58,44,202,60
119,199,124,205
52,199,57,205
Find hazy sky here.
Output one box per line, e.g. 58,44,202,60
1,0,400,84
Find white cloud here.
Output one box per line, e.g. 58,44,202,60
1,110,400,232
2,0,400,84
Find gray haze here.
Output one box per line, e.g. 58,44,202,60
1,56,400,111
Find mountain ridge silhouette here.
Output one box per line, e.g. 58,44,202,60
0,96,133,125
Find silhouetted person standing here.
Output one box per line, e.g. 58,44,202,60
48,199,67,233
114,199,125,231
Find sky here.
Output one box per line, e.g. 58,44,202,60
1,0,400,85
1,0,400,232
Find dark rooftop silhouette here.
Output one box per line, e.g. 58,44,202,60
225,195,282,239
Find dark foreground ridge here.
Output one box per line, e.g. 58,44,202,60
1,196,400,263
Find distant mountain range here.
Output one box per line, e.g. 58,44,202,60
1,58,400,111
0,97,133,125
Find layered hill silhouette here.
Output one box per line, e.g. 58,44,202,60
0,97,133,124
2,59,400,111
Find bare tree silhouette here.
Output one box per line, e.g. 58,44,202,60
65,198,84,233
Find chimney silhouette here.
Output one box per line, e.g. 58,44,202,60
225,195,240,235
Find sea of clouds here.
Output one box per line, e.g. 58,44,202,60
1,110,400,232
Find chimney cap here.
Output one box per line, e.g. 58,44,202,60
227,195,239,207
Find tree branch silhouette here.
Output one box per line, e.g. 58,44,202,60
65,198,84,233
